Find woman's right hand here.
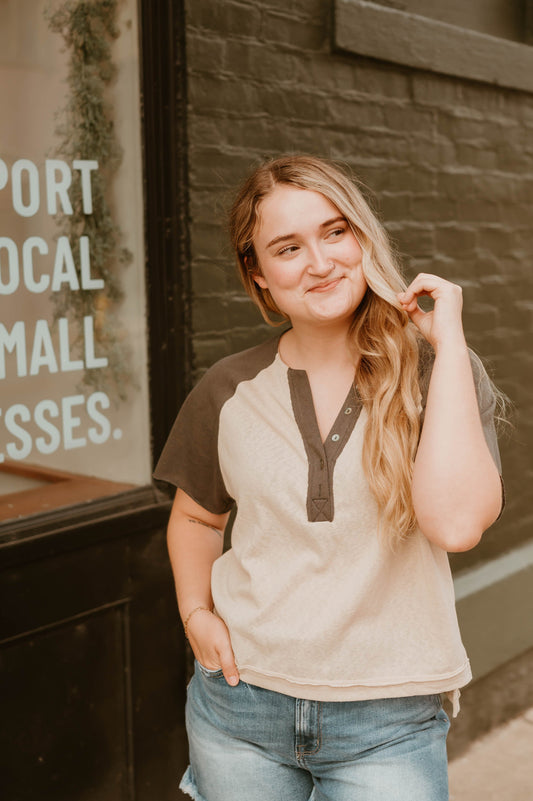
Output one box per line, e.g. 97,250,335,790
187,609,240,686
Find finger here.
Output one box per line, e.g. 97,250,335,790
397,292,421,313
399,284,439,306
405,304,427,330
407,274,462,305
405,272,444,291
218,646,240,687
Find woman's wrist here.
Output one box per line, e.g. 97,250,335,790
182,605,213,639
431,333,468,358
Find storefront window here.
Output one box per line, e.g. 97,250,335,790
0,0,151,521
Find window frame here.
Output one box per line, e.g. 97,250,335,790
0,0,189,555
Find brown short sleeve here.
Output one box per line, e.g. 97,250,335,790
153,364,234,514
467,349,502,474
152,336,281,514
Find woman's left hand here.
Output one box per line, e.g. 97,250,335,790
397,273,466,350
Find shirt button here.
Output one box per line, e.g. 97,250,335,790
345,407,352,415
331,433,340,442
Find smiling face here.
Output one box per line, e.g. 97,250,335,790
252,184,367,329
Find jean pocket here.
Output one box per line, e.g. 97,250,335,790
196,660,225,679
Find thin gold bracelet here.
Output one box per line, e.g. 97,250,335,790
183,606,212,640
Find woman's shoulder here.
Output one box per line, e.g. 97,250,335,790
189,334,281,402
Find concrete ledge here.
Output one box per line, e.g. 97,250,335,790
333,0,533,94
449,705,533,800
446,645,533,759
454,539,533,680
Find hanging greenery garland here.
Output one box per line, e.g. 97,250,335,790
45,0,133,401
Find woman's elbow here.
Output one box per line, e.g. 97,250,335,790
418,501,501,552
419,517,484,552
443,525,484,553
415,473,503,552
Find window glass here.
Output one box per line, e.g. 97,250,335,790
0,0,151,521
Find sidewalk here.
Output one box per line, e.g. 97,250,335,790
449,706,533,800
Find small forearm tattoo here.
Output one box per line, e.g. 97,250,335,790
187,518,223,538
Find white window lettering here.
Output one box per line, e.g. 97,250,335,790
84,316,108,369
22,237,49,293
0,158,8,191
5,403,32,460
73,159,98,214
58,317,84,372
0,237,20,294
12,159,40,217
87,392,111,444
0,321,27,379
51,236,80,291
79,236,104,290
45,159,73,215
30,320,59,376
62,395,87,450
35,399,61,455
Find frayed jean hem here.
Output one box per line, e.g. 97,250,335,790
179,765,208,801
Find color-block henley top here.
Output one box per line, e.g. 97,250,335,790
154,335,503,708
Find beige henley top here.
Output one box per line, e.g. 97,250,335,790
154,335,503,711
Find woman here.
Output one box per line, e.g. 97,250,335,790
154,155,504,801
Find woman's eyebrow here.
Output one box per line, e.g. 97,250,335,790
266,216,346,249
266,231,298,249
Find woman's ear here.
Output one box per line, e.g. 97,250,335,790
245,255,268,290
253,273,268,290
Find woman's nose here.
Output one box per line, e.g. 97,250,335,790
308,248,334,276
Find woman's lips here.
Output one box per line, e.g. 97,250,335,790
307,277,342,293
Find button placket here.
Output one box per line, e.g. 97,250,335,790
287,368,362,523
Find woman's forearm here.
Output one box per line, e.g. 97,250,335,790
166,489,228,622
412,341,502,551
166,489,238,682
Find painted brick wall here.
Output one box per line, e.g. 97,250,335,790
184,0,532,568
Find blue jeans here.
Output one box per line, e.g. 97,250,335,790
180,661,451,801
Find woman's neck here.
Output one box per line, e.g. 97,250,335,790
279,323,356,374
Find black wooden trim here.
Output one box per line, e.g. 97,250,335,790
334,0,533,93
121,601,136,801
140,0,192,467
0,487,170,568
526,0,533,45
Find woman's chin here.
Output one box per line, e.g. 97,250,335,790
305,296,361,324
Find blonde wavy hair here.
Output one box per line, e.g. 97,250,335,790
229,154,424,547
